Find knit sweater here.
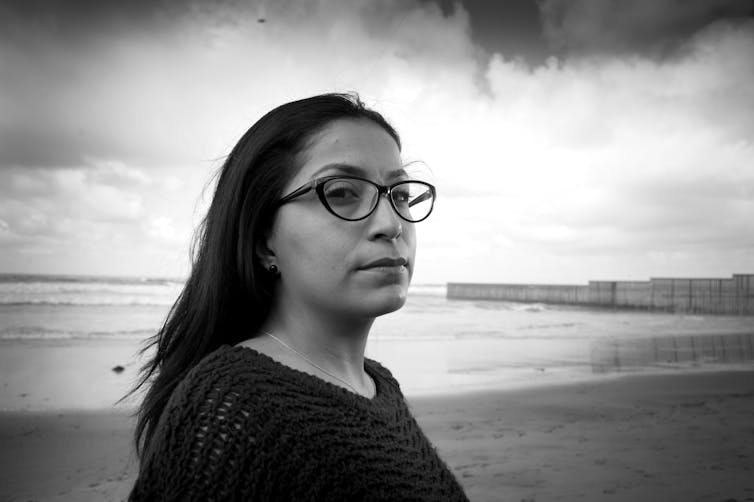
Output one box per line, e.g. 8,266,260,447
129,344,469,501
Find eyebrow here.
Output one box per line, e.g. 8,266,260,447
310,163,408,181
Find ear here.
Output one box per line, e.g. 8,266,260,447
254,228,277,269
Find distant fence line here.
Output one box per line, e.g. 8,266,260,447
447,274,754,315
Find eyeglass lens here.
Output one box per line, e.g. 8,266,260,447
322,178,433,222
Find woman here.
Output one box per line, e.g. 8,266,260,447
128,94,469,501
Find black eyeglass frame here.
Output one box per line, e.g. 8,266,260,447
276,175,437,223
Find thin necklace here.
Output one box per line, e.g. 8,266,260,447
261,330,375,397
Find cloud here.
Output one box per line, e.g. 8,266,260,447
146,216,181,243
538,0,752,58
0,0,478,169
0,162,201,276
0,0,752,281
0,165,144,245
396,16,754,281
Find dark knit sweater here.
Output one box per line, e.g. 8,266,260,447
129,345,469,501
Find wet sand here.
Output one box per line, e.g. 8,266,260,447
1,370,753,502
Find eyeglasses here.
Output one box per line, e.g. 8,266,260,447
277,175,436,223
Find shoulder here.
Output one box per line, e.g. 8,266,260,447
179,343,259,388
166,344,285,415
132,346,278,499
129,347,265,500
151,345,274,444
146,345,294,462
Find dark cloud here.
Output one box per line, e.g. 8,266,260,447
538,0,753,58
0,0,234,169
429,0,752,63
430,0,550,65
0,0,164,168
0,0,158,45
0,0,236,32
0,0,473,169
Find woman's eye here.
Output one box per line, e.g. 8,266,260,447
328,188,357,198
325,184,361,202
393,188,410,204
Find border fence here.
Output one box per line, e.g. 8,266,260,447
447,274,754,315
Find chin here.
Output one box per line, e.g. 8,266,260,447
359,284,409,317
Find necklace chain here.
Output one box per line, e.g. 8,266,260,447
261,330,374,397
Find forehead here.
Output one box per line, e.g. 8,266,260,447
289,119,402,187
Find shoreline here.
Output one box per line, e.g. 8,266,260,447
3,332,753,412
2,369,753,501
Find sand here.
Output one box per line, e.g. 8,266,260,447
0,411,136,502
412,370,754,502
1,370,752,502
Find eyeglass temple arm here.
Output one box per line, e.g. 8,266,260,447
278,183,314,205
408,189,433,208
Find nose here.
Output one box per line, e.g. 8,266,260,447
367,193,403,240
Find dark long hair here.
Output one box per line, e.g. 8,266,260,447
126,93,400,459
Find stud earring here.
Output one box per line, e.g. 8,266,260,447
269,264,279,275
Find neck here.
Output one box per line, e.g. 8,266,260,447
260,301,375,383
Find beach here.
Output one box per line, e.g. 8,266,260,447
2,276,753,500
413,370,754,502
2,370,753,502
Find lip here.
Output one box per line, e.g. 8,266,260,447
360,257,408,270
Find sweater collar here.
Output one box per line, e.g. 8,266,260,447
224,344,400,406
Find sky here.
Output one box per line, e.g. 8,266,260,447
1,0,753,285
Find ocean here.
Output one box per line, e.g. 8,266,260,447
1,274,752,410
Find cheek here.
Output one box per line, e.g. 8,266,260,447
274,213,355,275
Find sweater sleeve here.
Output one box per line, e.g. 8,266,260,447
129,371,265,501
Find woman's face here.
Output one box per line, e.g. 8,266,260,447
266,118,416,320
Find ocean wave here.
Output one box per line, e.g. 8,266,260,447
0,326,155,340
0,299,175,307
0,273,184,286
408,284,447,297
0,275,182,306
368,333,456,341
517,322,579,330
0,276,444,305
0,280,181,297
510,303,548,312
462,301,550,312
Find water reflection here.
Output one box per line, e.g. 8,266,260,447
590,332,754,373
